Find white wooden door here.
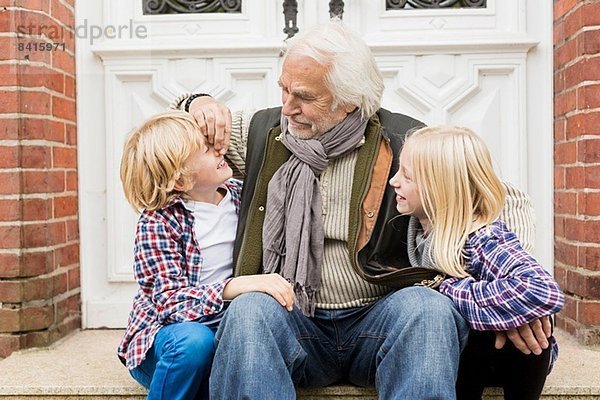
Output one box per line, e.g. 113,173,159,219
77,0,553,328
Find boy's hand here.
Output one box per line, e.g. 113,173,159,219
223,274,295,311
189,96,231,155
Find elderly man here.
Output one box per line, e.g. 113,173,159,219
172,21,553,400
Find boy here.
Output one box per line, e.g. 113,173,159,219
117,111,294,399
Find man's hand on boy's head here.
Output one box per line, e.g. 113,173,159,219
494,316,552,355
189,96,232,155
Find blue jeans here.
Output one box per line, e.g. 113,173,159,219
130,322,215,400
210,287,470,400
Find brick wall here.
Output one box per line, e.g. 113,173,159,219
0,0,80,357
554,0,600,345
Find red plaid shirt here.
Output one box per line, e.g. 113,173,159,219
117,179,242,369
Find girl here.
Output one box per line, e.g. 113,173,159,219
118,111,294,400
389,126,564,400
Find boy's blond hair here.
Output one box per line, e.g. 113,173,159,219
120,110,206,212
404,126,506,277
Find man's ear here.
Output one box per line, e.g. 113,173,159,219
344,104,358,114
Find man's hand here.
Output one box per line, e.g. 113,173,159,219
223,274,295,312
189,96,232,155
494,316,552,355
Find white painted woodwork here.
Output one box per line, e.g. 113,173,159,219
76,0,553,328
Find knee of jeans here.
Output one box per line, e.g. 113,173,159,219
393,287,461,322
226,292,284,325
166,323,215,370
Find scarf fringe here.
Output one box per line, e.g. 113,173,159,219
294,282,316,317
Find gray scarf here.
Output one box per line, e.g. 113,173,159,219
262,108,368,316
407,216,438,271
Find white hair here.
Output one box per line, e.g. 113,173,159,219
283,20,384,119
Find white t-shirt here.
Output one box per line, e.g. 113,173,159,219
183,189,238,286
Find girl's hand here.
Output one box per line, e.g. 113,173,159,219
223,274,295,311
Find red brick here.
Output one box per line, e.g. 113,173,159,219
19,91,51,115
580,29,600,55
562,293,578,320
0,145,19,168
21,221,65,248
53,270,68,295
581,2,600,26
586,165,600,189
554,118,566,142
52,146,77,168
0,90,19,113
0,252,20,277
554,263,569,289
22,170,64,194
555,166,565,189
50,0,74,28
0,36,18,61
51,50,75,76
555,216,565,237
578,138,600,163
0,225,21,248
65,123,76,145
0,281,21,302
565,166,585,189
554,141,577,164
0,171,21,194
578,84,600,109
580,246,600,271
16,0,50,12
578,300,600,325
22,275,54,301
554,69,564,95
21,145,51,168
20,304,54,331
66,170,77,191
0,334,20,358
65,219,78,241
579,192,600,216
20,250,52,276
0,64,18,86
54,195,78,218
0,308,20,333
0,118,20,140
18,65,65,93
566,112,600,138
555,39,577,70
554,0,582,21
67,266,79,290
49,220,66,244
555,239,578,265
0,199,20,221
555,191,577,215
564,57,600,89
563,6,582,40
554,89,576,116
64,75,75,98
52,96,76,121
21,198,51,221
56,242,78,267
21,118,65,142
565,269,600,299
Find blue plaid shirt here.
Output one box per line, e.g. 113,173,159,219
117,179,242,369
438,220,564,369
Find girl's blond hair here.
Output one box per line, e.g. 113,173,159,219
405,126,506,277
120,110,206,212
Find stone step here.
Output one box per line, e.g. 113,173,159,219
0,329,598,399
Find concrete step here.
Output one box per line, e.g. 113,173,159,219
0,329,598,399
